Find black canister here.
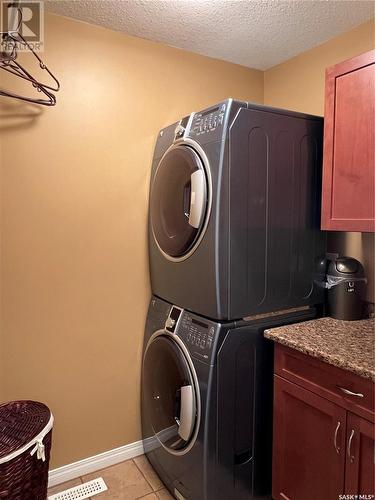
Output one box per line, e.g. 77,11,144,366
327,257,367,320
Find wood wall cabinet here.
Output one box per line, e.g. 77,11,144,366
272,345,375,500
321,49,375,232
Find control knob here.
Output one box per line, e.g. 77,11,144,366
175,124,185,138
165,317,176,329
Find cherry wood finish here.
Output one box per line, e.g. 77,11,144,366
272,376,346,500
275,344,375,423
273,344,375,498
345,413,375,496
321,49,375,232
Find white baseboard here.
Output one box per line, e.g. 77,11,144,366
48,440,144,488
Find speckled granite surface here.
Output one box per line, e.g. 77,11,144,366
264,317,375,381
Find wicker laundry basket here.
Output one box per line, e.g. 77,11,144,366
0,401,53,500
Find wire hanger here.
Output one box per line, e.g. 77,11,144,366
0,2,60,106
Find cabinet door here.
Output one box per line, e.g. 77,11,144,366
345,413,375,495
273,375,346,500
321,49,375,232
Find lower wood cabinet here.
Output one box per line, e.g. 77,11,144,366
272,345,375,500
345,413,375,496
273,376,346,500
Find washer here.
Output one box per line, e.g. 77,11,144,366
148,99,326,320
141,296,317,500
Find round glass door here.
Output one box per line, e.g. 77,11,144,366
150,144,209,259
143,334,198,453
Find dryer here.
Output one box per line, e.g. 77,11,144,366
148,99,326,320
141,296,318,500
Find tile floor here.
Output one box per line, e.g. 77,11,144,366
47,455,174,500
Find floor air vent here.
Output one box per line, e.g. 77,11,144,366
48,477,108,500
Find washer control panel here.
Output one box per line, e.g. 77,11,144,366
189,102,228,141
179,312,218,363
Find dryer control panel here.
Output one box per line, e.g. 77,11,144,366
188,101,229,143
178,311,219,364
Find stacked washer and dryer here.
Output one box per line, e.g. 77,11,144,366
141,99,326,500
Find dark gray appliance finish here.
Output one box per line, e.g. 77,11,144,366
327,256,367,320
148,99,326,320
141,296,318,500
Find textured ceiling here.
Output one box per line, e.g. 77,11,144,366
45,0,375,70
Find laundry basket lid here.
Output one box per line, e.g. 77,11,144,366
0,400,52,461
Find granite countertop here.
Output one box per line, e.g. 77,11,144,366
264,317,375,381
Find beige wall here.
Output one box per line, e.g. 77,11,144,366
264,19,375,302
0,13,263,467
264,19,375,114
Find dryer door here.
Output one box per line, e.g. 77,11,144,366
150,143,209,260
143,333,199,454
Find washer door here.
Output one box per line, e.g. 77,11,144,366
143,334,199,454
150,143,209,260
